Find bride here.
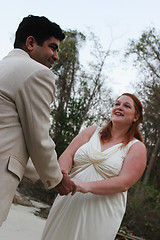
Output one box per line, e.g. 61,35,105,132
41,93,146,240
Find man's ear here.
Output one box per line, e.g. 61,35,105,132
26,36,36,51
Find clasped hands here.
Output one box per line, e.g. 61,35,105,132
55,172,88,196
71,178,89,195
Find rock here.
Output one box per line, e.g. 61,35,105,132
13,191,34,207
34,207,51,219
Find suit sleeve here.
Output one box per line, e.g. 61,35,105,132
24,157,40,183
15,68,63,189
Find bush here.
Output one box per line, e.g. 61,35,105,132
121,182,160,240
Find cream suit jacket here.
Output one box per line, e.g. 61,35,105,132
0,49,63,224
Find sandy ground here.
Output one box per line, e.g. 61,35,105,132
0,202,47,240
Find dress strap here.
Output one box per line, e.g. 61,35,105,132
127,139,139,149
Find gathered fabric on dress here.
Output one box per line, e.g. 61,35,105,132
41,127,139,240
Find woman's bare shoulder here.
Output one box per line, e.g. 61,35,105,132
81,124,98,138
130,139,147,153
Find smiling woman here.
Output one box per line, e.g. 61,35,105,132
101,93,144,146
41,93,147,240
111,95,140,134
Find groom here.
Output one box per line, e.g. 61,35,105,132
0,15,76,226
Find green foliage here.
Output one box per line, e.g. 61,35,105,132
50,95,92,155
129,81,160,188
125,27,160,188
124,28,160,238
122,182,160,240
119,226,133,237
141,82,160,146
125,27,160,82
50,29,112,157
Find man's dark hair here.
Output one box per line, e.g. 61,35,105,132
14,15,65,48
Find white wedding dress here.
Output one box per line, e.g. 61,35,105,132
41,127,138,240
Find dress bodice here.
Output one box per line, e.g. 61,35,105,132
70,127,139,181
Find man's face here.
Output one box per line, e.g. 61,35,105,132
29,37,60,68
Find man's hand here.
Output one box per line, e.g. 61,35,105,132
54,174,77,195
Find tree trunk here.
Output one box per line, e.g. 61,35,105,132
143,135,160,184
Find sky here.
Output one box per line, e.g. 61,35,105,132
1,0,160,96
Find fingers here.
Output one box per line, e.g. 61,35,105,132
72,182,77,192
61,170,68,175
55,176,85,196
71,185,77,196
55,174,77,195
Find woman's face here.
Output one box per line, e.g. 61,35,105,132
111,95,139,126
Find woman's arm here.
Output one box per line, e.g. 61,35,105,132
72,141,147,195
58,125,97,175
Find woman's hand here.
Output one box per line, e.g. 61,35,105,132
71,179,90,195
